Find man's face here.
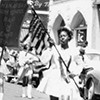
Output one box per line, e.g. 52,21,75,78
59,31,69,45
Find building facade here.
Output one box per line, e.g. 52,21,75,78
48,0,100,51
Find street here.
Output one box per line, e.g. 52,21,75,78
4,82,50,100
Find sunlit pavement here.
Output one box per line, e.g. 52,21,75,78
4,82,50,100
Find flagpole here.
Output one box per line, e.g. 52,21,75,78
31,5,70,72
26,3,71,71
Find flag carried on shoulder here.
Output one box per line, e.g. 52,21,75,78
21,7,49,55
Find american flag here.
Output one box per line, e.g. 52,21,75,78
21,7,49,55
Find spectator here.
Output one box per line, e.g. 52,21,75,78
0,47,10,100
6,50,18,82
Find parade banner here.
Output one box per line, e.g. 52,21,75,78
33,0,49,28
0,0,28,47
33,0,49,11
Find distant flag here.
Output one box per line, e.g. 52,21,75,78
21,7,49,55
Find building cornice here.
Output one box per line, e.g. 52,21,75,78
53,0,76,5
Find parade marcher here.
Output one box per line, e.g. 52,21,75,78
36,38,54,93
70,41,90,78
0,47,10,100
69,41,91,100
17,44,38,99
36,27,74,100
53,27,73,100
69,49,86,100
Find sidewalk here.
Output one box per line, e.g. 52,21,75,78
4,82,49,100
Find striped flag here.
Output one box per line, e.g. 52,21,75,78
21,7,49,55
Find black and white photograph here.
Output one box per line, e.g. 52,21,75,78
0,0,100,100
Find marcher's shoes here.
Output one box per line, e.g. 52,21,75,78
27,95,32,99
21,94,26,98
